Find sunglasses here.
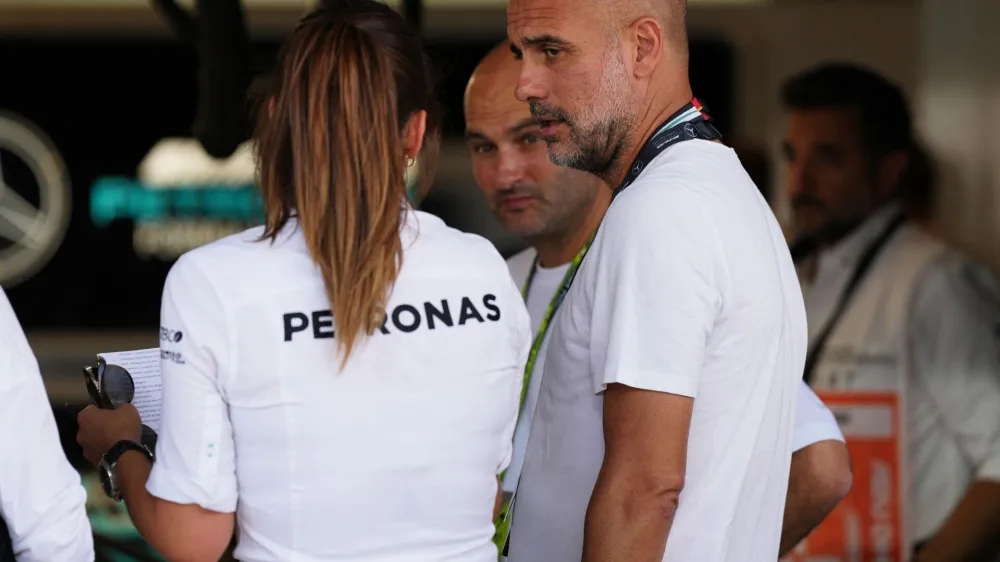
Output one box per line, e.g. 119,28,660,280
83,357,136,410
81,358,158,450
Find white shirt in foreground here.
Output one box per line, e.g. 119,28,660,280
502,248,843,491
0,288,93,562
146,210,530,562
507,140,807,561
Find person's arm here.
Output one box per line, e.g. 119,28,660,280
908,259,1000,561
779,383,852,556
77,254,238,561
580,185,723,561
0,290,93,562
76,403,234,562
584,386,692,562
915,481,1000,562
779,440,852,556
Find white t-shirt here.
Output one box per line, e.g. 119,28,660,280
0,289,93,562
146,209,531,562
507,140,807,561
503,248,843,492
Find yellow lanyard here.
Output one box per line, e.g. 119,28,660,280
493,233,595,553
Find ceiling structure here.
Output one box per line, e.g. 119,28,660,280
0,0,771,36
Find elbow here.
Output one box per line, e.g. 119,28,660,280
654,481,684,521
629,475,685,522
804,440,853,508
823,443,853,505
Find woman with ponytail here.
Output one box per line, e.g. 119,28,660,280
74,2,531,560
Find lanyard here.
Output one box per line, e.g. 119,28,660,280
493,97,721,555
516,233,596,408
492,235,595,556
613,97,722,197
799,212,907,384
520,98,722,354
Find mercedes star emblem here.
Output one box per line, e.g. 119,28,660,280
0,111,72,287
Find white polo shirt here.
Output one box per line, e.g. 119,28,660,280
146,209,531,562
502,248,843,491
507,140,807,561
0,288,94,562
800,204,1000,544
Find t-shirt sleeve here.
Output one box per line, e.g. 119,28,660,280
589,184,724,397
792,381,845,452
145,255,238,513
498,273,532,474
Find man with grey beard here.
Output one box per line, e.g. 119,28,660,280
503,0,808,559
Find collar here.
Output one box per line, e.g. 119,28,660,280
803,203,904,279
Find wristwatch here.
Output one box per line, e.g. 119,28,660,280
98,440,155,502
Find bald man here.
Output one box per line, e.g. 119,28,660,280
465,45,609,501
466,44,851,560
505,1,808,560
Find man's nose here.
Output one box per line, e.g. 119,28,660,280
514,59,547,104
496,150,527,187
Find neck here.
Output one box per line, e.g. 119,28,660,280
600,82,693,188
532,191,612,268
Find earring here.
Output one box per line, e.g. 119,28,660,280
406,156,416,168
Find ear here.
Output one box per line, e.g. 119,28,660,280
630,16,663,79
877,150,909,197
403,110,428,159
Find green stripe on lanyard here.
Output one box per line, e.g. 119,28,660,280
492,232,596,552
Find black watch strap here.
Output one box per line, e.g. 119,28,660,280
104,439,154,465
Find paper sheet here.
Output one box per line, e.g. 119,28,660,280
96,348,162,432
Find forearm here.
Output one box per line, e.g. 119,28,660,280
116,451,201,561
582,469,679,562
915,480,1000,562
116,451,163,548
779,481,839,556
117,452,235,561
778,441,852,556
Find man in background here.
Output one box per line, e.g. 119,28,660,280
781,62,1000,561
466,42,851,559
0,287,94,561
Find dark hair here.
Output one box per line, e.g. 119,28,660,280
255,0,442,365
781,62,913,161
898,141,936,221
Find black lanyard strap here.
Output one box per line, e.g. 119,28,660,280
613,98,722,197
801,212,907,384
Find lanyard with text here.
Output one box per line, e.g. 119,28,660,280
492,98,722,556
613,97,722,197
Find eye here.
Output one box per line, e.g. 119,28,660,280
521,134,542,145
472,144,496,155
543,48,561,58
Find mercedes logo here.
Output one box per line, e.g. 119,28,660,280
0,111,72,287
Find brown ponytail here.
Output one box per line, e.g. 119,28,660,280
255,1,441,366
